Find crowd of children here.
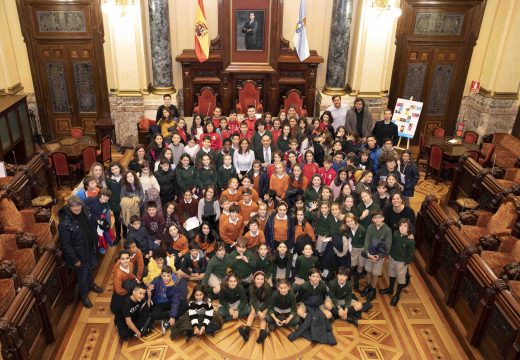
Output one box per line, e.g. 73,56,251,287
72,98,419,344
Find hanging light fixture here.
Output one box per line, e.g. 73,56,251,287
102,0,137,5
369,0,402,17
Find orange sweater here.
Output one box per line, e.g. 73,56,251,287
270,174,290,198
257,216,268,232
220,189,241,204
239,200,259,223
172,234,189,256
219,216,245,245
195,234,216,254
273,217,289,242
290,176,308,190
113,261,136,296
243,229,266,249
294,222,316,243
238,187,259,202
130,249,145,280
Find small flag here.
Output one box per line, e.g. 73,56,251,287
194,0,209,63
293,0,310,62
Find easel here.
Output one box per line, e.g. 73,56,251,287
395,97,414,151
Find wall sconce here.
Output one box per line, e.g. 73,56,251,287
369,0,402,17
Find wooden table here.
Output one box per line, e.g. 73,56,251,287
425,136,480,158
43,136,97,160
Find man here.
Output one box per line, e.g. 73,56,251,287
58,196,103,308
365,135,382,174
345,97,373,139
242,12,258,50
326,95,349,131
371,108,398,147
254,134,274,169
155,94,180,121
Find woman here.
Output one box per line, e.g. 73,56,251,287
87,162,106,188
397,150,419,206
120,170,145,227
233,138,255,179
264,201,294,251
383,192,416,233
106,161,125,242
128,145,147,174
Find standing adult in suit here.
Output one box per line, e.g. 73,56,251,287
242,12,259,50
254,134,274,169
371,109,398,147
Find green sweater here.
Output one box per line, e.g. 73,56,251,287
348,224,367,248
229,250,257,280
329,216,342,236
268,290,297,315
356,201,380,229
219,284,247,312
249,286,272,311
256,255,273,279
202,254,231,285
296,281,328,303
176,166,196,193
306,211,332,237
217,165,237,190
196,167,217,189
303,187,320,204
364,223,392,257
389,231,415,264
294,255,319,279
196,148,217,163
327,279,353,306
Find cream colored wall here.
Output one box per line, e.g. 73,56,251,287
465,0,520,98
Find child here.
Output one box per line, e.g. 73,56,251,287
344,213,366,291
293,244,319,291
327,266,372,326
178,242,208,282
269,162,290,201
215,138,234,169
356,149,373,171
228,110,241,134
125,239,145,280
238,271,272,343
238,188,259,226
200,121,222,152
330,168,348,201
74,175,100,200
263,189,277,213
266,279,299,329
182,285,221,339
142,201,166,241
276,124,292,153
336,182,354,205
266,150,283,179
113,283,152,339
355,170,373,195
184,135,200,163
83,188,113,253
148,133,165,162
155,158,176,205
361,210,392,302
164,201,182,231
255,203,269,232
255,244,273,286
270,118,282,146
251,119,272,151
177,190,199,227
143,248,172,284
372,180,390,210
386,173,403,198
190,114,204,142
106,161,125,242
154,148,175,172
246,160,268,199
289,163,308,193
331,151,346,173
229,240,257,284
176,118,188,144
295,268,333,321
202,242,231,295
220,177,241,204
265,202,294,252
196,135,217,163
303,150,319,182
218,274,250,322
379,218,415,305
284,138,302,163
127,215,159,262
318,155,336,186
356,190,380,229
194,221,219,257
306,201,332,257
294,209,316,255
303,174,323,207
272,242,292,283
197,185,221,230
196,154,217,194
110,250,137,314
163,223,189,258
243,217,265,251
238,176,260,203
219,205,245,250
139,161,160,195
217,154,237,191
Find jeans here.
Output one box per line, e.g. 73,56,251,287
74,262,93,300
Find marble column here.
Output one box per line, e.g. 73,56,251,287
323,0,353,95
148,0,175,94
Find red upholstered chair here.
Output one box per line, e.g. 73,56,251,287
0,234,37,280
50,152,79,185
432,127,446,138
193,87,218,117
69,127,84,138
467,150,480,162
463,130,479,144
425,145,456,183
417,132,428,169
96,135,112,164
81,146,98,175
481,237,520,277
235,80,263,114
282,89,308,117
478,143,495,167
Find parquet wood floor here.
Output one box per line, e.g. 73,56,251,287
55,175,468,360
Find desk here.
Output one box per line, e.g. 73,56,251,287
425,136,480,158
43,136,97,160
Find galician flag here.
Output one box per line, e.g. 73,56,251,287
194,0,209,63
293,0,310,62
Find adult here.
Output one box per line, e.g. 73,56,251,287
397,150,419,206
58,196,103,308
242,12,259,50
383,193,416,233
371,108,398,147
254,134,274,169
155,94,180,121
345,97,373,139
128,145,148,174
326,95,349,132
233,138,255,178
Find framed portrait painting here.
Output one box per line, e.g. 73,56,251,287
231,0,271,64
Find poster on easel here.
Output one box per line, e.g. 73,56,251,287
392,98,424,139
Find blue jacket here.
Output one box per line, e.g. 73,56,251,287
264,212,295,250
366,145,382,173
150,274,188,319
126,226,158,255
246,168,269,199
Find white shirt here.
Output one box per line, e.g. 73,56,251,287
327,104,350,131
233,150,255,173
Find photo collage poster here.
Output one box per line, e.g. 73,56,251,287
392,98,424,139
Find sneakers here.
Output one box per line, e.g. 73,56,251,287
256,329,268,344
161,320,170,335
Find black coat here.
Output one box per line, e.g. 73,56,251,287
371,120,398,147
155,168,176,204
58,206,98,268
287,305,336,345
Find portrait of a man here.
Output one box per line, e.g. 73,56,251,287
236,10,264,51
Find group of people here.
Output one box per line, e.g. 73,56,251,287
57,94,419,345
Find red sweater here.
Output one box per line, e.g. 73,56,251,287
318,167,336,186
177,198,199,225
199,132,222,151
303,163,319,182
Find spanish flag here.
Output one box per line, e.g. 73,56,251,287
194,0,209,63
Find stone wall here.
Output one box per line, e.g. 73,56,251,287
109,95,144,147
459,93,519,138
